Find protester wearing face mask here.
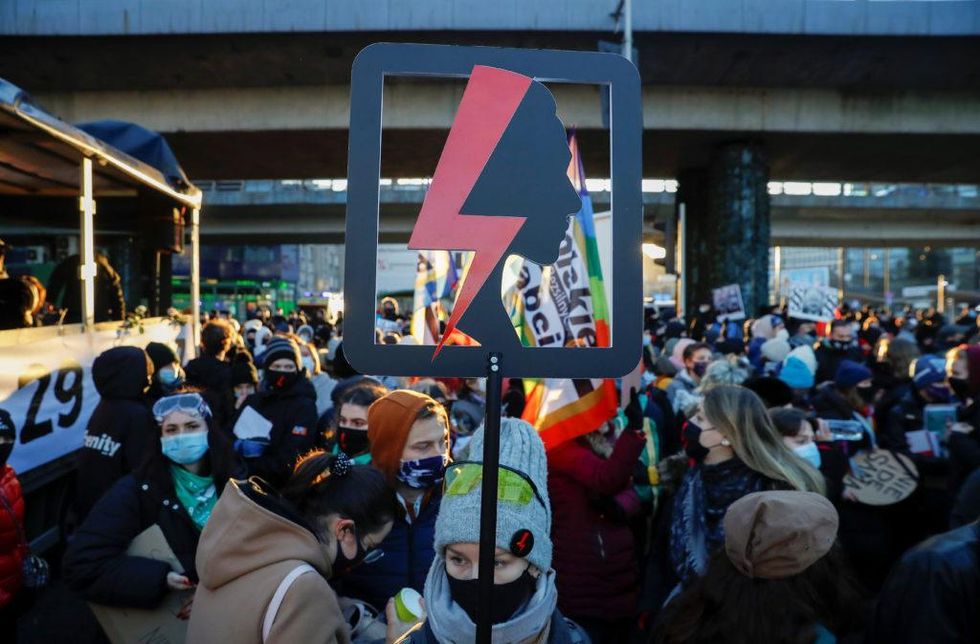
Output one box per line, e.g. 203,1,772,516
0,410,27,623
451,377,487,439
335,391,451,612
786,317,818,349
881,355,952,462
814,320,864,384
394,418,589,644
945,345,980,495
74,346,157,523
666,386,825,595
187,451,397,644
811,360,876,429
770,407,846,503
64,392,240,612
145,341,186,402
871,337,920,433
328,380,389,465
667,342,713,414
233,336,318,488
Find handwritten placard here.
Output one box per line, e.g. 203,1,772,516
843,449,918,506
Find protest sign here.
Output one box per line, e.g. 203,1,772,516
712,284,745,321
89,525,192,644
843,449,918,506
788,284,838,322
779,267,830,296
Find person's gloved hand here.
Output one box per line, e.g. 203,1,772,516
234,438,270,458
624,387,645,432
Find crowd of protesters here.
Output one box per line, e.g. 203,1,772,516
1,295,979,643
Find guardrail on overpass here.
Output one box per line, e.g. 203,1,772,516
195,179,980,248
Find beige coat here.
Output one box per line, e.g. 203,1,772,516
186,479,350,644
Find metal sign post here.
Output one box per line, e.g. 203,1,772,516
476,352,504,644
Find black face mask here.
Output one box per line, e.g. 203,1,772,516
949,377,973,402
264,369,300,392
829,339,853,351
447,567,536,625
857,386,876,404
337,426,370,456
333,527,370,576
683,422,710,463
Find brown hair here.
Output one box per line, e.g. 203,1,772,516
702,386,825,495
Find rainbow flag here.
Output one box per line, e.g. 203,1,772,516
511,131,619,449
411,250,461,344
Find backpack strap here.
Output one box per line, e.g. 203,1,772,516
262,563,316,642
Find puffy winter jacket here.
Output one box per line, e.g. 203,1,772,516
547,430,646,621
0,465,25,608
64,473,207,608
236,377,318,487
74,346,155,522
337,491,440,610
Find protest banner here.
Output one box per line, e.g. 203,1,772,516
788,284,838,322
0,319,182,474
712,284,745,321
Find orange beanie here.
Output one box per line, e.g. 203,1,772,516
368,390,434,485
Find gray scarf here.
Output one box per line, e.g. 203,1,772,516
423,558,558,644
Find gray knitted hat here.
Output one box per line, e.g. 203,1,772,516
435,417,553,571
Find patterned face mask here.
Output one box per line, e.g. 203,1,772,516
396,454,449,489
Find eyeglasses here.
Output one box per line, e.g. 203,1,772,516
444,461,547,510
152,393,212,423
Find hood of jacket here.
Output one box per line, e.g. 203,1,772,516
92,346,150,399
195,478,332,591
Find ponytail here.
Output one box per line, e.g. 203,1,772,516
280,450,397,537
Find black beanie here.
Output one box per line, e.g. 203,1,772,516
744,376,793,408
145,342,179,372
231,352,258,386
261,336,301,369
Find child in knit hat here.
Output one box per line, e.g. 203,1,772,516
392,418,587,643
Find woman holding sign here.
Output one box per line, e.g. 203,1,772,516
64,391,240,611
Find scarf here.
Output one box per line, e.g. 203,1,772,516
669,458,770,585
170,465,217,530
423,558,557,644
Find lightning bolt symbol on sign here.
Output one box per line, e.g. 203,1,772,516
408,65,533,359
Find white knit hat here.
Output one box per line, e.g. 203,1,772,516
434,418,552,571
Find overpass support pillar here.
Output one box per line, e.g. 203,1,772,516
677,143,770,318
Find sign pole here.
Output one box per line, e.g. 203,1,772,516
476,351,503,644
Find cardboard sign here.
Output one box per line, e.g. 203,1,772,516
787,284,838,322
712,284,745,321
843,449,918,506
89,525,192,644
779,267,829,296
344,43,641,378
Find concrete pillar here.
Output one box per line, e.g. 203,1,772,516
678,143,770,318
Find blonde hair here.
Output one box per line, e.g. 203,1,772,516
702,385,826,495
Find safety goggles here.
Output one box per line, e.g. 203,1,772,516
152,393,213,424
443,461,546,510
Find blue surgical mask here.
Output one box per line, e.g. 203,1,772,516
793,442,821,470
161,432,210,465
396,454,448,489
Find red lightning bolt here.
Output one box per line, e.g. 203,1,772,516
408,65,532,358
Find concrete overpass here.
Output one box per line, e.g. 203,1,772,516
189,179,980,247
1,1,979,183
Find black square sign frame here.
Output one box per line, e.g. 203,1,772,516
344,42,642,378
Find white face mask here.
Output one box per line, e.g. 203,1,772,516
301,356,316,374
793,442,821,469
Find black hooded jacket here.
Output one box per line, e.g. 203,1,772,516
235,376,318,488
74,347,155,522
